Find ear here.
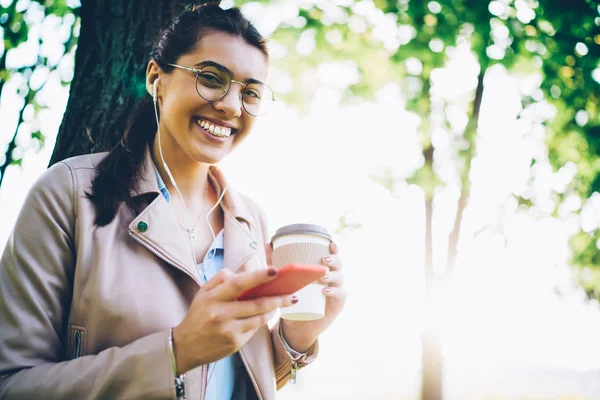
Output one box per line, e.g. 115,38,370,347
146,60,161,99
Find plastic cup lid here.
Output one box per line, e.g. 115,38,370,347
271,223,332,243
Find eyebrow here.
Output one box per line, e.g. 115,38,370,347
193,60,266,85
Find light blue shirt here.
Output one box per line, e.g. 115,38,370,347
155,168,240,400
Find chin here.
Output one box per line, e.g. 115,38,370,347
193,150,228,165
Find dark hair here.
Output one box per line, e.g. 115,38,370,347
88,2,268,226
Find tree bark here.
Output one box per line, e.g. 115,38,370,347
49,0,190,165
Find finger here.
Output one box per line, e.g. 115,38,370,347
236,309,278,332
215,267,279,300
322,253,343,271
324,286,347,300
329,241,339,254
265,243,273,265
201,268,234,292
231,294,297,318
320,271,344,287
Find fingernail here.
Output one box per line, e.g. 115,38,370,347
331,242,338,252
324,288,331,294
322,275,330,281
324,256,332,264
267,268,277,277
292,296,299,304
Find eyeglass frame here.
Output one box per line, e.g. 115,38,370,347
166,62,275,116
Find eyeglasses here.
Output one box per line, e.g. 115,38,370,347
167,62,275,117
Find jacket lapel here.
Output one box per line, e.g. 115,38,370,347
211,165,261,273
127,147,262,285
127,147,200,283
129,195,201,284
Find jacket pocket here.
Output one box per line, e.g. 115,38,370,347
68,325,87,359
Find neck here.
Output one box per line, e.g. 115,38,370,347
151,133,211,203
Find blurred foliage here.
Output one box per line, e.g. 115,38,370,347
2,0,600,297
0,0,79,184
248,0,600,297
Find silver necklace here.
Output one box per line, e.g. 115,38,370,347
181,183,210,243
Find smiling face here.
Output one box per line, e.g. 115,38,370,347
147,31,269,165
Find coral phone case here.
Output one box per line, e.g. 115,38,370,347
237,264,328,301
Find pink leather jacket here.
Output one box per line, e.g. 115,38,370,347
0,148,317,399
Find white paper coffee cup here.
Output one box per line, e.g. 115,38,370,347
271,224,332,321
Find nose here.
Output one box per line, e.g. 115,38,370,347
212,81,244,118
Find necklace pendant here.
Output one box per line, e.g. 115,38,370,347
190,231,197,242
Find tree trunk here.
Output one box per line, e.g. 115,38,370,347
421,67,486,400
420,67,486,400
0,46,7,103
49,0,190,165
421,145,443,400
0,101,24,186
445,70,485,278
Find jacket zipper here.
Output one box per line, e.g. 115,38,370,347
129,231,203,399
74,330,82,359
128,232,201,286
203,365,209,400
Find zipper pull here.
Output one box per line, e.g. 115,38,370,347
290,361,298,384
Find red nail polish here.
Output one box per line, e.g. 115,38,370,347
292,296,299,304
267,268,277,277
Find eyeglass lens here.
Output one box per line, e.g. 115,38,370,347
195,65,273,116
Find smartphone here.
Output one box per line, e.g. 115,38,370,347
237,264,328,301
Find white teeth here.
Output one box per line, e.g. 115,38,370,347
196,118,232,138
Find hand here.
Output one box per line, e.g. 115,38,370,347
172,267,297,374
274,242,347,352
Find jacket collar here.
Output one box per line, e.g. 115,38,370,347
131,145,254,226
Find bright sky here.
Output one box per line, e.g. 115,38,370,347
2,2,600,399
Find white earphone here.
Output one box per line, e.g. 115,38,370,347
151,75,228,266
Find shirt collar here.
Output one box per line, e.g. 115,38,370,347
211,229,225,250
154,164,171,203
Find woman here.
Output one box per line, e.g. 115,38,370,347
0,3,345,399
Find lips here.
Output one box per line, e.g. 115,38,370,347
193,117,236,138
